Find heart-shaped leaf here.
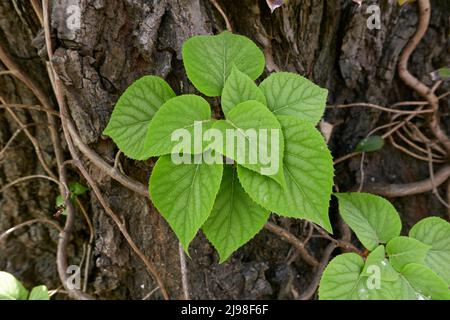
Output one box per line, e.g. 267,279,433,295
334,193,402,250
0,271,29,300
202,166,270,262
182,31,265,96
213,100,285,186
238,115,334,232
145,95,213,157
409,217,450,285
386,236,431,272
103,76,176,160
259,72,328,125
28,285,49,300
221,66,266,116
149,155,223,251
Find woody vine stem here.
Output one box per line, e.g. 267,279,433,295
0,0,447,299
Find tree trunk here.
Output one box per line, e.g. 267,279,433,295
0,0,449,299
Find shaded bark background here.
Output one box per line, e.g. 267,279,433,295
0,0,449,299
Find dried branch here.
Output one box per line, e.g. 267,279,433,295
0,174,60,194
0,218,62,242
328,102,432,115
75,198,94,292
209,0,232,32
297,243,337,300
0,104,60,116
178,243,190,300
364,165,450,197
264,222,319,267
398,0,450,155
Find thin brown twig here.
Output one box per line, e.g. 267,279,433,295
0,98,57,179
68,159,170,300
30,0,44,26
0,70,13,76
0,123,44,160
264,222,319,267
178,243,190,300
0,104,60,116
209,0,232,32
41,0,94,300
333,151,361,165
75,197,94,292
40,0,169,298
389,134,446,163
398,0,450,155
0,174,60,194
426,144,450,208
297,243,337,300
364,165,450,197
0,218,62,242
327,102,433,115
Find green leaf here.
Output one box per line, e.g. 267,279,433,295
386,236,431,272
221,66,267,116
319,252,410,300
103,76,176,160
28,285,50,300
202,166,270,263
69,182,88,196
355,136,384,153
437,67,450,79
144,95,213,157
238,116,334,232
55,195,68,216
212,100,285,186
409,217,450,285
335,193,401,251
318,253,364,300
182,31,265,96
319,251,450,300
259,72,328,125
149,155,223,251
400,263,450,300
0,271,29,300
361,245,399,282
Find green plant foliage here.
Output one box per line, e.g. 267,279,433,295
103,76,176,160
182,31,265,96
149,155,223,251
221,66,267,116
212,100,285,186
145,94,214,156
355,135,384,153
0,271,50,300
409,217,450,285
334,193,401,250
28,285,50,300
202,166,270,262
319,193,450,300
318,253,365,300
386,236,431,271
360,245,398,281
238,116,334,232
437,67,450,79
105,31,333,259
0,271,29,300
259,72,328,125
55,181,89,216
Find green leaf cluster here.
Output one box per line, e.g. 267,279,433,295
319,192,450,300
55,182,89,216
103,31,333,261
0,271,50,300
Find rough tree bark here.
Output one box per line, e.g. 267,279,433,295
0,0,449,299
